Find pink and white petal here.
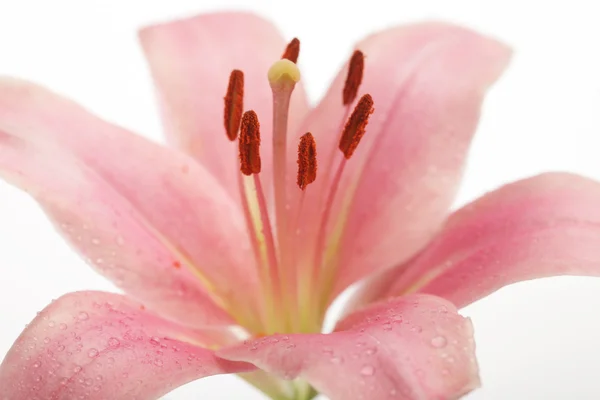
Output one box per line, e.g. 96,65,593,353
0,78,261,329
219,295,478,400
0,291,254,400
291,23,511,302
352,173,600,310
139,12,309,197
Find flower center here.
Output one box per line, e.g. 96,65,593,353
222,39,373,335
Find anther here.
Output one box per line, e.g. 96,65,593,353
281,38,300,64
297,132,317,190
342,50,365,105
223,70,244,141
239,110,261,175
339,94,374,159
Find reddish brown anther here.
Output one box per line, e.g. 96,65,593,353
282,38,300,63
239,110,262,175
339,94,374,159
297,132,317,190
342,50,365,105
224,69,244,141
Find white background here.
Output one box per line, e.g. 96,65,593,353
0,0,599,399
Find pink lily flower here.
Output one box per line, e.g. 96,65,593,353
1,11,600,400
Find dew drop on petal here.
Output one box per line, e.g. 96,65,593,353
431,335,447,348
330,356,344,364
32,361,41,368
107,337,120,348
87,348,99,358
360,364,375,376
149,337,161,346
77,312,89,321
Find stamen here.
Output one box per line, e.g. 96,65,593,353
281,38,300,63
239,110,261,175
342,50,365,105
223,69,244,141
301,95,375,327
297,132,317,190
236,110,283,333
338,94,374,159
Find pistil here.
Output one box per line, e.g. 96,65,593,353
268,57,301,331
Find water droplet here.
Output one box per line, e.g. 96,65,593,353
364,348,377,356
382,322,392,331
57,345,65,352
107,337,120,348
73,365,82,373
43,337,51,344
431,336,447,348
330,356,343,364
77,312,89,321
149,337,161,346
286,344,296,349
360,365,375,376
154,359,163,367
87,348,99,358
48,321,56,328
32,361,42,368
95,258,104,265
59,323,68,330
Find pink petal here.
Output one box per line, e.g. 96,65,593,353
0,291,254,400
0,78,261,329
353,173,600,310
219,295,478,400
139,12,309,198
291,23,511,302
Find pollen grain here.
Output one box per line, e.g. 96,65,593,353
297,132,317,190
339,94,374,159
239,110,262,175
282,38,300,63
224,69,244,141
342,50,365,105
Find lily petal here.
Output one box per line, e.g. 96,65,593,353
219,295,478,400
0,291,254,400
352,173,600,310
0,78,260,330
139,12,309,198
292,23,511,303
